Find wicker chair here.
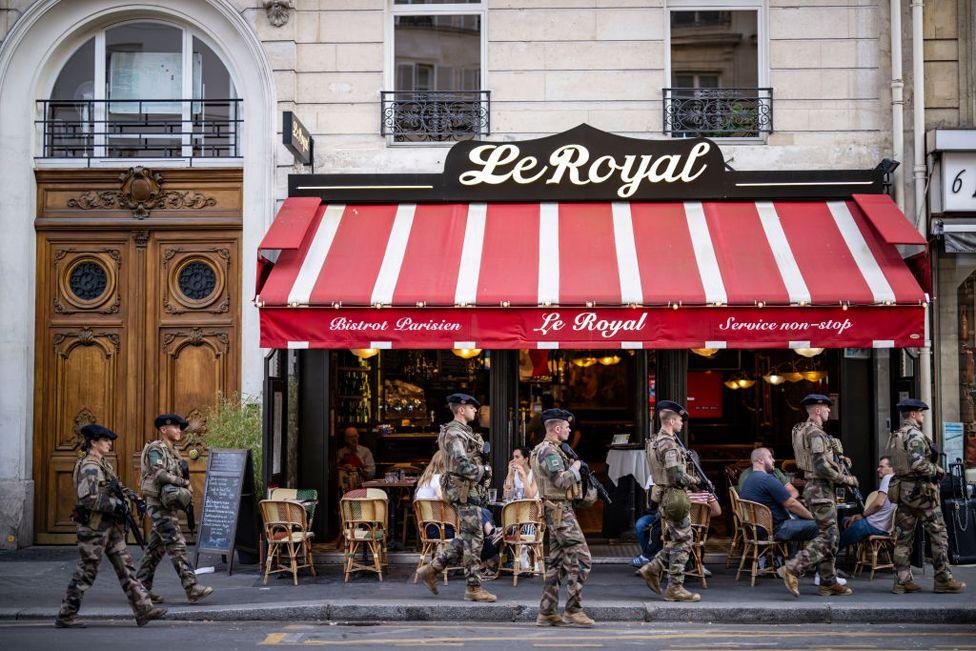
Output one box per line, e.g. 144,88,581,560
726,487,745,568
854,496,898,580
259,499,316,586
685,501,712,588
724,460,751,490
498,499,546,586
269,487,319,529
339,490,388,582
735,498,789,586
413,499,461,585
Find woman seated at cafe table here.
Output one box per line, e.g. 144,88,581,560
502,447,538,501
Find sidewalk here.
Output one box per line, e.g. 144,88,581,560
1,547,973,624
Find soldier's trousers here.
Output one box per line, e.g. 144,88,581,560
59,523,152,618
785,479,839,584
893,479,952,584
539,500,591,615
651,513,693,587
136,500,198,592
431,503,484,587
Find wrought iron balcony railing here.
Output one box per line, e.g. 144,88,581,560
381,90,490,143
663,87,772,138
36,99,243,160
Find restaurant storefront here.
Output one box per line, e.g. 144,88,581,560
255,126,927,543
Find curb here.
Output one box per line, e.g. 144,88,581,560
4,601,974,625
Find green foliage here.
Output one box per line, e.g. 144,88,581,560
203,392,263,497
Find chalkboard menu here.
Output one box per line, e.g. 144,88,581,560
193,448,255,575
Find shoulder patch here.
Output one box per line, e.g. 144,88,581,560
544,452,564,473
809,433,827,454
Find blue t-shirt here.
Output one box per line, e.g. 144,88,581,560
740,469,791,527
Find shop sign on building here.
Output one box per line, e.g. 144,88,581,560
282,111,313,167
942,152,976,212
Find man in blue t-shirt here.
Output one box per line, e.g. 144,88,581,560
740,447,818,542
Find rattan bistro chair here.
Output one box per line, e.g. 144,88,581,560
726,487,746,568
854,493,898,580
685,501,712,588
260,500,316,586
414,499,461,585
498,499,546,586
735,498,789,586
339,489,388,582
269,487,319,529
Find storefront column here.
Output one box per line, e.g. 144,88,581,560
488,350,518,488
656,349,688,435
634,350,650,441
298,349,331,539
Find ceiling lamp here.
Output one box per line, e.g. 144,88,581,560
452,348,482,359
598,355,621,366
723,379,740,390
736,378,756,389
572,356,598,368
350,348,379,359
802,370,824,382
691,348,719,358
784,371,805,382
794,348,824,358
763,373,785,385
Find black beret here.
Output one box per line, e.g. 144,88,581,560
800,394,834,407
656,400,688,420
154,413,189,430
80,424,117,441
446,393,480,409
896,398,929,412
541,408,574,424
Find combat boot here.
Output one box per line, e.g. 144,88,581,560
463,585,497,602
414,564,440,595
891,581,922,594
134,606,167,627
186,584,214,604
54,614,86,628
777,566,800,598
148,591,165,604
639,559,663,594
934,578,967,593
818,582,853,597
535,612,563,627
561,611,595,627
664,585,701,602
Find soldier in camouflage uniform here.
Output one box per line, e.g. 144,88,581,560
136,414,213,604
531,408,594,627
886,398,966,594
777,394,856,598
638,400,701,603
415,394,497,602
55,424,166,628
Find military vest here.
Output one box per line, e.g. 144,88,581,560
884,422,922,477
647,432,685,487
438,421,486,505
140,439,181,497
72,455,117,505
791,420,821,473
530,440,577,501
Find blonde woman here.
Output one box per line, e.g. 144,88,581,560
415,450,446,501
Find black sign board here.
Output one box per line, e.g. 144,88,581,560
193,448,256,575
289,123,888,203
283,111,313,167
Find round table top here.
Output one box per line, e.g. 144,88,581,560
362,477,418,489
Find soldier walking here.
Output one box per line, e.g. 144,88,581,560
55,424,166,628
531,408,594,627
777,394,855,597
415,394,496,602
136,414,213,604
638,400,701,603
886,398,966,594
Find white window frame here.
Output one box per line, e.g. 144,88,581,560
38,18,239,166
384,1,488,147
664,0,769,143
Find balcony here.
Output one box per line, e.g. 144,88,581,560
36,99,242,161
663,87,773,139
380,90,490,143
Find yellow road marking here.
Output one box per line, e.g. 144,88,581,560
261,632,288,645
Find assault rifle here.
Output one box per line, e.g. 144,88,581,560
673,438,716,496
829,439,865,510
179,460,197,535
107,478,146,549
560,443,613,505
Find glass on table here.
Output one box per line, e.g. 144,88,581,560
487,488,498,503
835,487,846,504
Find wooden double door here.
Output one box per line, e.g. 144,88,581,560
33,169,242,543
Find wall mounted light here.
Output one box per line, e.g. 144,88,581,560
452,348,482,359
351,348,379,359
794,348,824,358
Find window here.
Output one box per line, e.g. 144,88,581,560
39,21,240,159
383,1,488,143
665,6,771,138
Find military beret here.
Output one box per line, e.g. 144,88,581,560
896,398,929,412
80,423,117,441
800,394,834,407
541,408,574,425
154,413,189,430
656,400,688,420
446,393,480,409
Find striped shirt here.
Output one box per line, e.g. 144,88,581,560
687,491,717,505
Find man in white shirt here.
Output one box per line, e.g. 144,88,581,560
838,456,896,550
336,426,376,479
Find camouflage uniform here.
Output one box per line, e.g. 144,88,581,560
886,418,955,586
136,439,198,592
785,419,846,584
645,431,696,588
58,454,154,620
531,439,591,616
429,420,489,587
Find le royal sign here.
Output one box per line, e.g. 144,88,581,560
289,124,886,203
282,111,313,166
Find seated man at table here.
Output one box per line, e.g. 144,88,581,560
337,426,376,485
838,456,896,551
740,447,818,543
738,457,799,500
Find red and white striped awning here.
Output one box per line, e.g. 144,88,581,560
256,197,926,349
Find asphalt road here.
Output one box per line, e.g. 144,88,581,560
0,620,974,650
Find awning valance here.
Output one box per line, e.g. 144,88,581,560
256,199,926,349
